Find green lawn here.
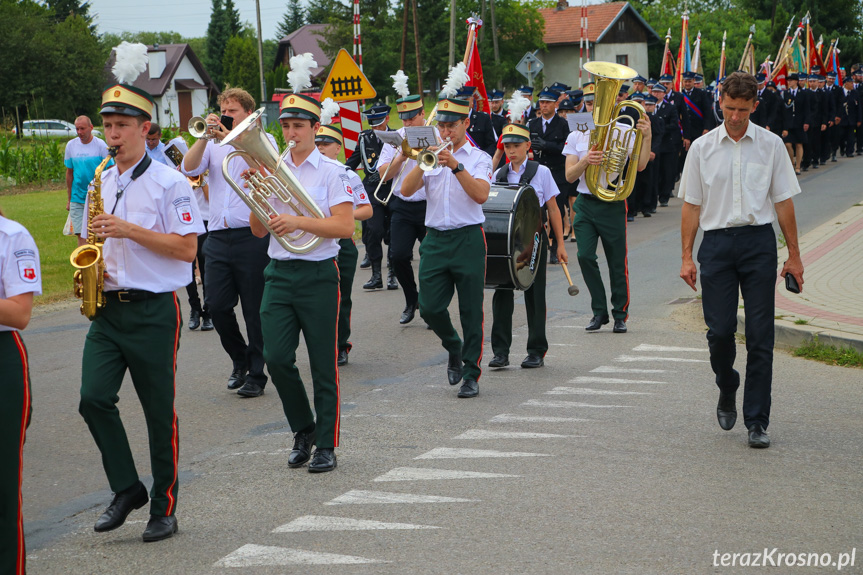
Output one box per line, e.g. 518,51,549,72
3,189,77,304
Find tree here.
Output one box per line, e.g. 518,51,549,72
307,0,351,24
225,0,243,37
222,34,261,103
206,0,230,88
276,0,306,39
45,0,93,27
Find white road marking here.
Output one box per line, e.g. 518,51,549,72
489,414,592,423
225,448,291,457
546,387,650,396
324,490,479,505
415,447,551,459
591,366,670,374
615,355,708,363
523,399,636,409
273,515,439,532
373,467,521,482
632,344,707,353
567,376,667,384
454,429,577,439
214,544,387,566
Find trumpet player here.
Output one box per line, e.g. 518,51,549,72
80,80,203,543
250,94,355,473
182,88,275,398
401,95,492,399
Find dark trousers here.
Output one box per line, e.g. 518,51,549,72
573,194,630,320
79,292,182,516
0,331,30,575
419,225,486,381
628,161,658,216
185,222,208,316
857,123,863,153
840,125,856,157
491,234,548,357
337,238,358,353
203,227,270,387
389,197,426,306
364,202,390,263
659,147,678,203
820,127,833,162
261,259,341,448
698,224,777,430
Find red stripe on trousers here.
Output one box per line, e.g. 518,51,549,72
332,259,341,447
12,332,29,575
164,294,181,516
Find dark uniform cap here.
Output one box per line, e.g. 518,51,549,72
694,74,704,82
518,85,534,95
538,86,560,102
456,86,477,98
630,92,645,102
558,98,576,111
787,73,799,81
643,94,658,104
633,75,647,83
100,84,155,120
650,83,668,93
550,81,572,92
766,81,776,88
682,71,697,80
488,89,505,101
755,73,767,83
619,84,631,94
363,103,391,126
279,93,322,122
659,74,674,83
565,89,583,104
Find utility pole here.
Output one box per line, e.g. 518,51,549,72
489,0,500,64
255,0,267,119
401,0,409,70
449,0,456,67
411,0,423,97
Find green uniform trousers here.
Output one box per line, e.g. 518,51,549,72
337,238,358,354
1,331,31,575
491,233,548,357
573,194,630,321
418,224,486,381
78,292,182,517
261,258,341,448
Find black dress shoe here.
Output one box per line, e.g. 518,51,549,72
142,515,178,542
308,448,337,473
200,314,214,331
613,319,627,333
386,268,399,290
716,389,737,431
521,354,544,368
447,352,463,385
236,380,264,398
288,429,315,468
359,254,371,269
399,303,417,324
94,481,148,532
660,202,669,207
641,211,651,218
488,353,509,368
227,367,246,390
337,349,349,366
549,253,559,265
457,379,479,398
188,309,201,330
585,315,609,331
748,425,771,448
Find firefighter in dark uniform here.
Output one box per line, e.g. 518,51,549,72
826,71,842,162
805,73,830,170
459,86,499,157
529,86,571,264
650,83,677,212
854,68,863,154
681,71,708,148
836,75,861,159
781,73,815,174
628,93,665,220
703,78,725,132
751,73,779,133
488,89,507,138
658,74,689,205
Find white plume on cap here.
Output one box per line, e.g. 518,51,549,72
506,93,532,122
288,52,318,93
320,98,340,125
440,62,469,98
112,42,149,85
391,70,410,99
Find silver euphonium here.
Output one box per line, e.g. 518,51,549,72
219,107,325,254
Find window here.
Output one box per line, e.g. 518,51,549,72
616,55,628,66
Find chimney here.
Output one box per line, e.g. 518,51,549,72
557,0,568,9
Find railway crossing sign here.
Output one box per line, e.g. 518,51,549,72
320,49,377,102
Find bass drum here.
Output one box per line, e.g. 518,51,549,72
482,183,543,290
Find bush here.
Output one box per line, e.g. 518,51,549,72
0,136,66,186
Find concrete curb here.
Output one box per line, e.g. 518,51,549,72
737,309,863,354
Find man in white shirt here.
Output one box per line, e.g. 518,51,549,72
401,95,493,398
679,72,804,449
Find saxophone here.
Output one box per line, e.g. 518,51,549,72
70,147,117,320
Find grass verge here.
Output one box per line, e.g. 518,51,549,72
792,336,863,368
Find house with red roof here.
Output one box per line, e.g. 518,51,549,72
539,1,659,88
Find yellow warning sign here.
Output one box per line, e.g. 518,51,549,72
320,49,377,102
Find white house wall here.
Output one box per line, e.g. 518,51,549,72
152,55,211,129
538,42,649,89
595,42,649,78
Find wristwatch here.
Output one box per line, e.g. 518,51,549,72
451,162,465,175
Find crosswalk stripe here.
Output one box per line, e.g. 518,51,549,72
214,544,387,566
546,387,651,396
632,344,707,352
415,447,551,459
324,490,479,505
523,399,636,408
591,366,670,374
567,376,667,384
489,414,592,423
454,429,577,439
273,515,439,532
374,467,521,482
615,355,708,363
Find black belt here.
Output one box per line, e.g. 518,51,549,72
704,224,773,236
105,290,160,302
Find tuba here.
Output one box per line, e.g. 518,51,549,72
582,61,647,202
220,107,325,254
70,147,117,320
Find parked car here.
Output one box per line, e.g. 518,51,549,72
12,119,102,138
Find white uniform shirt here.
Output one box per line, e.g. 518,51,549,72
421,142,493,230
269,147,354,261
678,121,800,230
562,129,633,195
167,137,209,222
344,167,371,208
497,161,560,206
181,132,278,231
86,153,204,293
376,126,440,202
0,217,42,332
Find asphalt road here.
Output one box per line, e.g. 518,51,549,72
20,157,863,574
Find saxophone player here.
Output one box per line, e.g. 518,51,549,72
78,66,203,542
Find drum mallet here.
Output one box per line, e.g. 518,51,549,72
560,262,580,296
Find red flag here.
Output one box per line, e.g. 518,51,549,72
808,27,825,72
466,39,489,113
774,64,788,89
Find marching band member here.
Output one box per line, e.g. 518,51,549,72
0,206,40,573
401,77,493,399
314,100,373,366
253,91,354,473
80,46,203,542
488,122,567,369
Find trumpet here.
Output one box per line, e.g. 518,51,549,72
189,115,216,140
418,139,453,172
